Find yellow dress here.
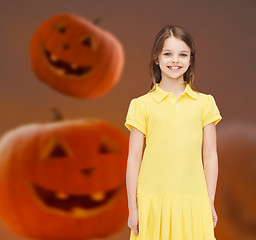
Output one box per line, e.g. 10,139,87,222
124,83,222,240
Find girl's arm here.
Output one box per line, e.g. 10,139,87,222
202,122,219,205
126,126,145,211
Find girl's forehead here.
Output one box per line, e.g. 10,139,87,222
163,37,190,51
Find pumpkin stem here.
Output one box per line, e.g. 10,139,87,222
93,18,102,25
51,107,63,121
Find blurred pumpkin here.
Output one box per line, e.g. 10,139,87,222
214,123,256,240
29,13,124,99
0,115,129,240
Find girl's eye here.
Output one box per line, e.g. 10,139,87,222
164,53,187,57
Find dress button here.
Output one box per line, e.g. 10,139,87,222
176,103,179,106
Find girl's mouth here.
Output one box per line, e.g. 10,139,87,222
168,66,182,70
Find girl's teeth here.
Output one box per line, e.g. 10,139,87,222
169,67,181,69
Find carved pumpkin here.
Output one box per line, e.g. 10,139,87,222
29,13,124,99
0,118,128,239
215,123,256,240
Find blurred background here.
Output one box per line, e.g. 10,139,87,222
0,0,255,239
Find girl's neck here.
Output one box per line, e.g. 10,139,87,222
158,77,186,93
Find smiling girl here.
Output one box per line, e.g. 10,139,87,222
125,24,222,240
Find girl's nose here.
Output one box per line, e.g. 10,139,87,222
170,54,179,62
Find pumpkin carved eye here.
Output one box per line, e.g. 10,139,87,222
52,23,66,34
42,139,72,158
99,135,122,154
49,143,69,157
57,26,66,34
80,36,93,48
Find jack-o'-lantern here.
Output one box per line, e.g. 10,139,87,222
29,13,124,99
214,123,256,240
0,116,129,239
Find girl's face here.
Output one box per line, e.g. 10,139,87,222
155,36,191,81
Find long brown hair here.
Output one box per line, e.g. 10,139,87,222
149,24,198,92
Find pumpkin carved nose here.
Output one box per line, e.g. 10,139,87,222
62,43,69,49
81,167,95,176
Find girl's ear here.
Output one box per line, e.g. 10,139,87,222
154,59,159,65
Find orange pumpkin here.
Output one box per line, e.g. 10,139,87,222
214,123,256,240
0,118,129,239
29,13,124,99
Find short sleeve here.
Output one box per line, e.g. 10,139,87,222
124,98,147,135
202,94,222,128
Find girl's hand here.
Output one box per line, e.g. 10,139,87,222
210,203,218,228
127,207,139,235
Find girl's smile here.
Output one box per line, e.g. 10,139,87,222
168,65,182,70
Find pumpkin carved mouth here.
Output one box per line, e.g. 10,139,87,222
32,183,124,217
41,44,93,77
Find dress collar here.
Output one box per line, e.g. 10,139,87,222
149,82,198,103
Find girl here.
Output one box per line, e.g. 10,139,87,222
124,24,222,240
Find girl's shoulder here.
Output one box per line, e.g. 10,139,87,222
130,92,152,104
196,90,218,103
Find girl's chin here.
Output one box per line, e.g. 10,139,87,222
165,73,184,78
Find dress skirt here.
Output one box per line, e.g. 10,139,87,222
130,193,216,240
